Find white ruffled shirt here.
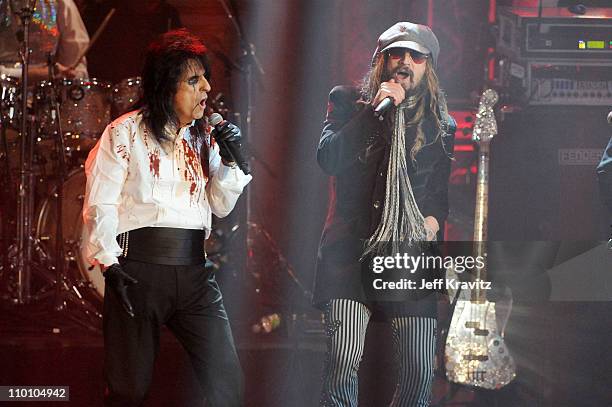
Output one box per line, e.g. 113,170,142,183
82,111,252,266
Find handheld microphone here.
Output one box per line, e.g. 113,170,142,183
208,113,251,175
373,97,394,118
607,111,612,126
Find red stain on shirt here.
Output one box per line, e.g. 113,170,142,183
149,150,160,178
143,127,150,149
183,139,198,178
116,144,129,162
181,138,206,202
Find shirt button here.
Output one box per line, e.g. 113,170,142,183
379,171,384,177
373,200,381,209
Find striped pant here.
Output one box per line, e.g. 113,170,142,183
320,299,436,407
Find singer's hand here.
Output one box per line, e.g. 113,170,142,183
372,79,406,108
424,216,440,241
211,122,242,163
104,263,138,318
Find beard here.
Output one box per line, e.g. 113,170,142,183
383,64,426,96
390,65,427,97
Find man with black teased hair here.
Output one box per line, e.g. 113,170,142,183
83,29,250,406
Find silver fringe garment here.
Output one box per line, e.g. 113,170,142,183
363,98,428,258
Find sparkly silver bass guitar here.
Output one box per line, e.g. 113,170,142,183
444,89,516,390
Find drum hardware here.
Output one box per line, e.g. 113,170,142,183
1,119,12,191
44,53,71,311
213,220,311,315
1,3,119,331
13,0,37,306
1,74,20,129
40,54,101,328
0,11,102,331
245,222,311,305
216,0,266,287
35,169,106,301
204,92,289,301
68,84,85,101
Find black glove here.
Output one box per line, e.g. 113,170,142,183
104,263,138,318
211,121,242,164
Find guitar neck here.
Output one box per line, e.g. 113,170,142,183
472,142,490,302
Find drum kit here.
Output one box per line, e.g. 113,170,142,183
0,70,143,329
2,75,140,165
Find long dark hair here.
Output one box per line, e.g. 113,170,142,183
361,53,443,160
140,28,211,143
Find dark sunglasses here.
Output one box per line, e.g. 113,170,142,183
386,48,430,64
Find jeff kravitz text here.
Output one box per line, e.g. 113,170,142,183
372,277,492,290
370,253,491,291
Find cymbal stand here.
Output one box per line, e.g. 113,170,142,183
0,118,11,186
1,2,100,331
1,1,62,306
0,120,11,282
14,0,37,304
246,222,311,303
217,0,266,279
44,54,101,328
215,0,313,311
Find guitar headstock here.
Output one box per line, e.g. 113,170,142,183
472,88,499,144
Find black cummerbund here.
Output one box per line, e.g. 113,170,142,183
119,227,206,266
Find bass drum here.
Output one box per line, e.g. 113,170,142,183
36,169,105,299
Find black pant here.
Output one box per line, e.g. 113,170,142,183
103,259,243,406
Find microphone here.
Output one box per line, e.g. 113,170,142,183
607,111,612,126
208,113,251,175
374,97,394,118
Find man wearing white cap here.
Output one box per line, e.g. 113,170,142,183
314,21,456,406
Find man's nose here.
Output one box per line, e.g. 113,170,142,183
201,77,211,92
400,51,413,65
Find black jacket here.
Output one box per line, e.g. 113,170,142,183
313,85,456,310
